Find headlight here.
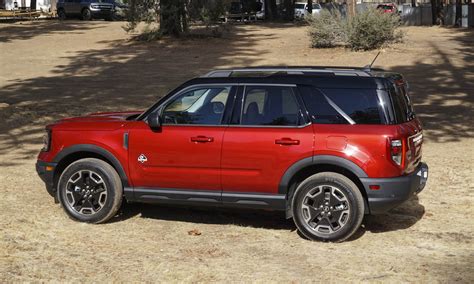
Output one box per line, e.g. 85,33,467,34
42,130,51,152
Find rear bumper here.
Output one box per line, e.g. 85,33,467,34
36,160,57,197
361,162,428,214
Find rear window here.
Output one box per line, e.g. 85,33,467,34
300,86,385,124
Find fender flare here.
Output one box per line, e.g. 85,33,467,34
53,144,129,187
278,155,368,195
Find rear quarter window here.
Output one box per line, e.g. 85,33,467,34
389,84,415,123
300,86,386,125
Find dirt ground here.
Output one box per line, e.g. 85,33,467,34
0,21,473,282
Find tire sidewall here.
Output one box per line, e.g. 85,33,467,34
292,173,364,242
82,8,91,21
58,9,66,20
58,160,120,223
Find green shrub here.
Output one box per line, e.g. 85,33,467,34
346,8,402,51
308,8,404,51
307,9,346,48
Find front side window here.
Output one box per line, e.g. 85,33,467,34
162,86,231,125
241,86,301,126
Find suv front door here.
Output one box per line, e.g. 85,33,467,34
128,85,235,193
221,85,314,195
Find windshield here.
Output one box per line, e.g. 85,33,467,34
295,4,305,9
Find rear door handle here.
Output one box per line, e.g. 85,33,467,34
275,138,300,146
191,136,214,143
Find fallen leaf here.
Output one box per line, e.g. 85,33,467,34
188,229,202,236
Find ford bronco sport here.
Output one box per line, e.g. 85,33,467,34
36,67,428,242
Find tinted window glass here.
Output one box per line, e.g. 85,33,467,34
300,87,384,124
162,87,230,125
389,84,414,123
241,86,301,126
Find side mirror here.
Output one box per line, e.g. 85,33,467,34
147,112,162,130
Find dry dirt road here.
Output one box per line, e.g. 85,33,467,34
0,21,473,282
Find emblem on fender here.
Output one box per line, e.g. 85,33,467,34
138,154,148,164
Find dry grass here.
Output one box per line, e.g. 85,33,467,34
0,21,473,282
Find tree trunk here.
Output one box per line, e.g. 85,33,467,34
283,0,294,20
307,0,312,14
160,0,184,36
430,0,437,25
455,0,462,26
265,0,277,20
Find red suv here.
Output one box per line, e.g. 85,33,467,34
36,67,428,242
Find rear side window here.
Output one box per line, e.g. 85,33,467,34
300,86,385,124
241,86,301,126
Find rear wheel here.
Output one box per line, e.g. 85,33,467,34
81,8,92,21
58,9,66,20
292,172,364,242
57,158,122,223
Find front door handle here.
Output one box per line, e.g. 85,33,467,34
275,138,300,146
191,136,214,143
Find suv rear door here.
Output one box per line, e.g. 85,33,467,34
221,84,314,195
128,85,236,192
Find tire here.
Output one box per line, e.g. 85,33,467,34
57,158,123,224
58,9,66,20
291,172,364,242
81,8,92,21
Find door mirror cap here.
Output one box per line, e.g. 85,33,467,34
147,113,162,130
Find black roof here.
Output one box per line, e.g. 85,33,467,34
184,67,400,90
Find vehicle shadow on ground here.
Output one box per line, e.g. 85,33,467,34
113,202,297,231
111,195,425,237
362,195,425,234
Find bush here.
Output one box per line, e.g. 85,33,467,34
308,8,404,50
346,8,402,51
307,9,346,48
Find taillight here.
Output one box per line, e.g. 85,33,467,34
390,139,404,167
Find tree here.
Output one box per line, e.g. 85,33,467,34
282,0,295,20
160,0,187,36
265,0,278,20
455,0,462,26
307,0,312,14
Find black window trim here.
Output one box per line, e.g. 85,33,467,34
229,83,311,129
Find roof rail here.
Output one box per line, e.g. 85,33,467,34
201,67,372,78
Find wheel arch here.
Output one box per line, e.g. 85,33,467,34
52,144,129,194
280,155,370,217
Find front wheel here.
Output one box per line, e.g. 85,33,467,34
57,158,123,223
57,9,66,20
292,172,365,242
81,8,92,21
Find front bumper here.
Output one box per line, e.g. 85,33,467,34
361,162,429,214
90,8,113,17
36,160,57,197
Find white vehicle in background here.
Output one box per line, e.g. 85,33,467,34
294,2,322,20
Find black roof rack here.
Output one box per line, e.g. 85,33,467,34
201,66,377,78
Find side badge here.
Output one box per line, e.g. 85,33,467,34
138,154,148,164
